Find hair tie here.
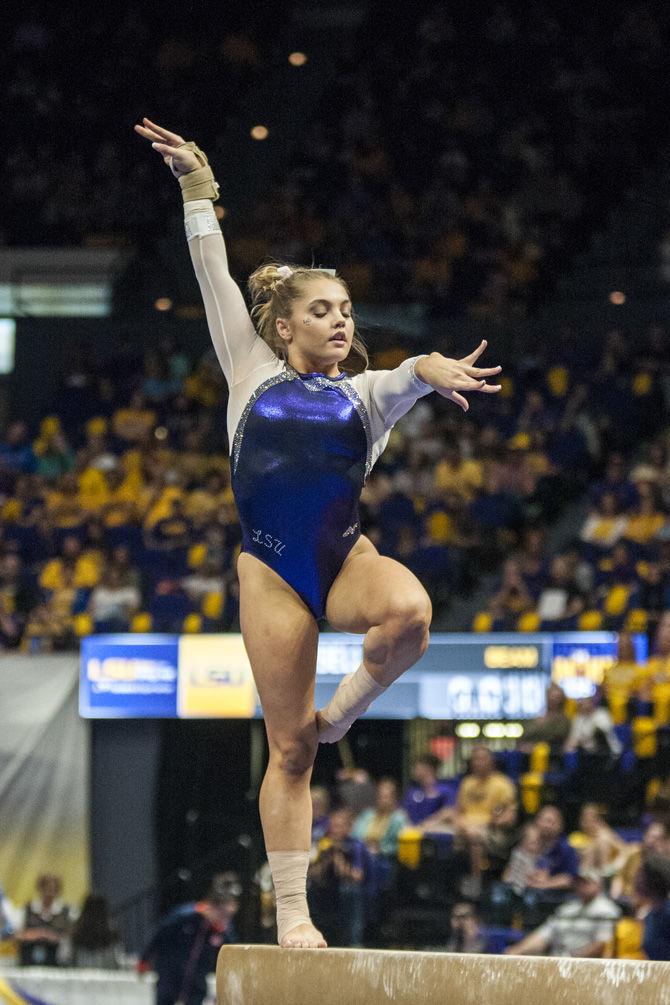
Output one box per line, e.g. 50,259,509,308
276,265,293,279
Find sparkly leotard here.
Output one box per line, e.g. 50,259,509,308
184,200,432,618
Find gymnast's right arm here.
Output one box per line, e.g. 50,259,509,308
134,117,260,386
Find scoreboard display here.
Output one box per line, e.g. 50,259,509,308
80,631,647,721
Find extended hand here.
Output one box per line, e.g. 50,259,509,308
133,117,200,176
415,340,502,411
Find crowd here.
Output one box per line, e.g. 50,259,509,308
0,872,238,1004
1,318,670,647
4,724,670,963
240,1,668,316
297,731,670,958
5,4,669,319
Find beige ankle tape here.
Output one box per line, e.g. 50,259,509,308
318,663,387,743
266,850,311,943
177,142,220,203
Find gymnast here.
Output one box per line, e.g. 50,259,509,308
135,118,502,948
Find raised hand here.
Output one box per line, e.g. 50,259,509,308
133,117,200,176
414,340,502,412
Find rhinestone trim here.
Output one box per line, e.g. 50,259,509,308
407,355,432,392
337,379,373,480
231,369,295,474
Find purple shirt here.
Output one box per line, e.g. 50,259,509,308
536,836,579,878
401,781,458,825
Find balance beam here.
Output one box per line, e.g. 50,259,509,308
217,946,670,1004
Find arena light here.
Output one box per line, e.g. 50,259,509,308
289,51,308,66
154,426,168,441
609,290,626,305
455,722,480,739
504,723,524,738
250,125,269,141
0,319,16,374
482,722,506,739
154,297,173,312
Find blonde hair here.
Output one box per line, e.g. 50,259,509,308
248,263,368,375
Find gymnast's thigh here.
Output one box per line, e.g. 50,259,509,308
325,535,431,634
238,552,319,738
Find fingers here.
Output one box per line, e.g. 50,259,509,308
142,117,185,145
133,120,185,147
463,364,502,378
149,141,174,157
460,339,488,365
436,388,469,411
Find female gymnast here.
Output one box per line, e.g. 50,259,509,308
135,118,502,948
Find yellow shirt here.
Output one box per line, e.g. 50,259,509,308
434,458,483,500
456,772,516,825
624,512,666,545
78,467,110,512
646,656,670,685
40,555,100,591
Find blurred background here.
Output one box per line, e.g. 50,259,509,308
2,0,670,997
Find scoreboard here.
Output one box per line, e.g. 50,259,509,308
80,631,647,721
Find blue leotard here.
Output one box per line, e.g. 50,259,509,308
184,200,433,618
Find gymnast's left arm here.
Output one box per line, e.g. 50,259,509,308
362,339,502,430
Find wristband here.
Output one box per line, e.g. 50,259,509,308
177,142,220,203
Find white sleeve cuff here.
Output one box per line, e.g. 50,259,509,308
184,200,220,242
407,355,433,394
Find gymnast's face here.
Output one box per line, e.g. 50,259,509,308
276,278,355,377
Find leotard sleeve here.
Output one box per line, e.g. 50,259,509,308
183,199,276,386
351,357,433,472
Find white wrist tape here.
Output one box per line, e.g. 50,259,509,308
266,850,311,944
318,663,387,743
184,202,220,242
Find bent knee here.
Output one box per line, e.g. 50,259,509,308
271,733,317,778
386,591,432,641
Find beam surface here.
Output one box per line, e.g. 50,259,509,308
217,945,670,1005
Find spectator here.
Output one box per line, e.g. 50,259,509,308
352,778,408,858
139,873,238,1005
489,557,534,628
580,493,628,551
88,566,141,632
0,553,38,649
611,821,670,902
401,754,458,829
638,855,670,960
455,747,517,833
15,874,74,967
0,421,37,479
536,554,585,626
505,868,620,958
564,693,622,801
445,902,487,954
308,807,371,948
574,804,628,879
527,805,579,895
181,556,225,606
336,768,376,816
603,633,645,719
310,786,331,843
518,683,571,768
502,823,542,895
68,894,124,969
112,391,156,445
453,746,517,897
0,885,20,940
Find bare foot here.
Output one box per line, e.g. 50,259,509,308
280,921,327,949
